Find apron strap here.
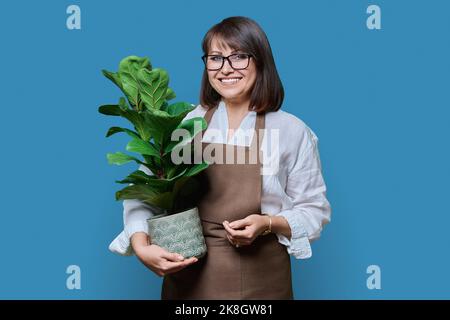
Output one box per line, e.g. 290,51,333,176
200,106,218,139
204,105,218,126
251,113,265,149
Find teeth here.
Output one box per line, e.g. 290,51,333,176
220,78,241,83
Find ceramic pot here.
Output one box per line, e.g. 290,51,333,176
147,207,207,259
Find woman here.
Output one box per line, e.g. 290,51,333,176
109,16,331,300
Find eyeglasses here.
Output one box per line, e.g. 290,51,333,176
201,53,252,71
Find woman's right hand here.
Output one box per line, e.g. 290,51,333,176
131,232,198,277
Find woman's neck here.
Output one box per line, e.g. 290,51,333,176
223,97,251,116
223,97,251,143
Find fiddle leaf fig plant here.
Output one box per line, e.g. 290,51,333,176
99,55,208,215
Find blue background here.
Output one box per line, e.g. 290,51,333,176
0,0,449,299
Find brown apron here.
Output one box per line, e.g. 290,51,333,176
161,106,293,300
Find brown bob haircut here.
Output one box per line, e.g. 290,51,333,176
200,16,284,114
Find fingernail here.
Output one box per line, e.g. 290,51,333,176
178,255,184,260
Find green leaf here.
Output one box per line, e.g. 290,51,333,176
101,70,122,90
185,162,209,176
118,56,152,107
115,170,152,184
160,101,169,110
166,167,188,181
165,88,176,101
138,68,169,110
164,117,207,154
98,104,122,116
122,110,152,142
116,185,173,209
99,99,151,141
164,102,196,116
117,166,187,189
142,155,160,174
106,127,140,139
165,166,178,179
118,97,129,111
126,138,160,158
107,152,143,165
142,102,196,144
146,178,175,190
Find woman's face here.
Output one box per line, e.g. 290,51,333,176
206,37,257,105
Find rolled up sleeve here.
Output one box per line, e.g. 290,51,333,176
275,128,331,259
109,165,163,256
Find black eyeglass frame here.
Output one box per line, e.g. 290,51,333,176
201,53,253,71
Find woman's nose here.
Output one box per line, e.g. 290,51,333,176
221,58,234,73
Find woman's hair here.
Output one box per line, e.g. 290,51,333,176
200,16,284,113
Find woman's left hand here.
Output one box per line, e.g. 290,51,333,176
222,214,269,247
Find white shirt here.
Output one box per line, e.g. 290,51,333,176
109,101,331,259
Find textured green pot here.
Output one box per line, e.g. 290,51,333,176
147,207,207,259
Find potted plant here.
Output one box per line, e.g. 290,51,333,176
99,55,208,259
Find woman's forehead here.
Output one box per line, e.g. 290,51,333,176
209,36,240,53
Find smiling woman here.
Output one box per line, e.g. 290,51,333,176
199,18,283,114
110,16,332,300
